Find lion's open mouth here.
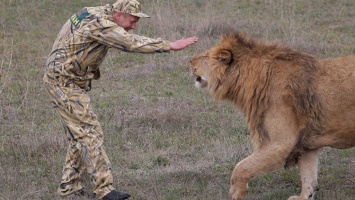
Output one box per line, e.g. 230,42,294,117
194,76,208,88
196,76,202,82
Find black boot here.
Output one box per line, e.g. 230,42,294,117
102,190,131,200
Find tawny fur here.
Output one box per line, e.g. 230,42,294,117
190,31,355,200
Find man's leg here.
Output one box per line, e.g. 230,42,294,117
58,139,84,196
44,83,115,198
74,123,115,198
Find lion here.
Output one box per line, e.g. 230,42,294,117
190,31,355,200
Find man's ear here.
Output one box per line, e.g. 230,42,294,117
217,49,233,65
113,11,123,20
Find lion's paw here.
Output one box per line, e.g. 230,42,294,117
287,196,300,200
287,196,314,200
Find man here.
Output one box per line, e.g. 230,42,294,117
43,0,198,199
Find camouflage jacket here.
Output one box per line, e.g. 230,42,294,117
44,5,170,91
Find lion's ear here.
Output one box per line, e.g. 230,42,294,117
217,49,233,65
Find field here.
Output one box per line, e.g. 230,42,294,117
0,0,354,199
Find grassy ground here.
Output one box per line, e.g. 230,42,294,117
0,0,354,199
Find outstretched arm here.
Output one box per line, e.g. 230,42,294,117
170,36,199,51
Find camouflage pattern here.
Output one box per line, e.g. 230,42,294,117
113,0,150,18
43,2,170,199
43,4,170,91
44,82,114,198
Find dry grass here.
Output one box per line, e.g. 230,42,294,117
0,0,354,199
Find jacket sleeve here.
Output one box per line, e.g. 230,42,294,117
87,23,171,53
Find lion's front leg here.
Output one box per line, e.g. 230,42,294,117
288,149,320,200
229,166,248,200
229,147,292,200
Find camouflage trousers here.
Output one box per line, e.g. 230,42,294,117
44,82,114,199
